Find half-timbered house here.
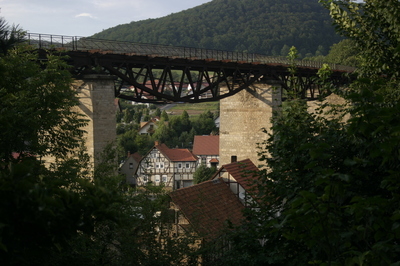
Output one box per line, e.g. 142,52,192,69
211,158,259,207
136,141,198,190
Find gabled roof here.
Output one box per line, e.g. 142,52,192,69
156,143,198,162
170,178,245,241
213,159,259,193
192,135,219,156
129,152,142,162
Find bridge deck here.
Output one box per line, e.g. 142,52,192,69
26,33,355,103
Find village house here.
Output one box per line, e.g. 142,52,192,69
192,135,219,169
119,152,142,186
169,177,246,261
211,158,259,207
135,141,198,190
168,158,260,261
138,117,160,135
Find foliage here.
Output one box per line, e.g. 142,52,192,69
92,0,342,57
160,110,169,121
153,107,162,117
0,35,200,264
213,0,400,265
192,110,217,135
325,39,359,67
305,39,360,67
321,0,400,79
193,164,216,184
0,42,122,265
39,149,200,265
0,18,24,55
0,46,87,163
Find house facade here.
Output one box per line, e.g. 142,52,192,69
211,158,259,207
119,152,142,186
136,142,198,190
138,117,160,135
192,135,219,169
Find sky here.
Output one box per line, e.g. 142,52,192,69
0,0,212,37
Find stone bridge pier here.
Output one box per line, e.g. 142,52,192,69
219,80,282,166
74,75,281,170
75,75,117,167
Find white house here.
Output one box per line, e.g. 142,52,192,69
138,118,159,135
136,142,198,190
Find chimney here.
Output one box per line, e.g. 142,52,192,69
155,141,160,146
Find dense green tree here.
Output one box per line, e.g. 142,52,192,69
133,110,143,124
0,40,120,265
193,164,217,184
123,108,134,123
305,38,359,67
92,0,342,57
118,129,138,154
160,110,169,121
192,110,217,135
0,18,24,55
212,1,400,265
179,110,191,133
325,39,359,66
0,45,86,163
154,107,162,117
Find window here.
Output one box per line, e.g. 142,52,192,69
143,176,148,182
155,175,160,182
129,163,133,169
162,175,167,182
159,162,164,169
185,163,190,169
178,163,182,169
201,157,206,165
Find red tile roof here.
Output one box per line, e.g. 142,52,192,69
156,143,197,162
192,135,219,156
215,159,259,194
170,178,245,241
130,152,142,162
209,158,219,163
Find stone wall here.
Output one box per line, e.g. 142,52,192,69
219,81,281,167
76,75,117,167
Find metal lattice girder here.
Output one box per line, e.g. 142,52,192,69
28,33,355,103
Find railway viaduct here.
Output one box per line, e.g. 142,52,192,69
29,34,354,167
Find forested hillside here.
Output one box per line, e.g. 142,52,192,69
92,0,342,57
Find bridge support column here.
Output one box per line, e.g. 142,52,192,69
76,74,116,167
219,80,281,167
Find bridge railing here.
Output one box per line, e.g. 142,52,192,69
25,33,355,73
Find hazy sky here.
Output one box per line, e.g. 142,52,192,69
0,0,212,37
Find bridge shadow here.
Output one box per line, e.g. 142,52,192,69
245,83,281,107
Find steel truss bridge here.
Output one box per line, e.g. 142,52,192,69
27,33,355,104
